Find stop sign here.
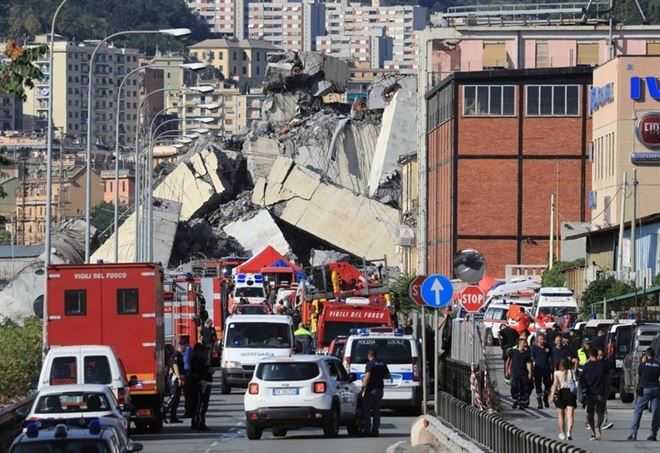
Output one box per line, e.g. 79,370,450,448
408,276,426,306
458,286,485,313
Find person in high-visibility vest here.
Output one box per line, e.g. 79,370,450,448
294,323,315,354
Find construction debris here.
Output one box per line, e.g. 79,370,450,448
253,157,401,267
169,219,246,268
223,209,291,256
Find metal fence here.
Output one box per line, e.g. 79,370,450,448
0,398,34,453
442,358,472,404
435,391,588,453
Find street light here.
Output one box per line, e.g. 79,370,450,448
84,27,191,263
111,62,208,263
43,0,68,354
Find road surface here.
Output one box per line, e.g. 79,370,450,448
133,386,416,453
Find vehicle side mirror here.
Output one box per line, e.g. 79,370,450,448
348,373,358,383
126,442,143,452
294,341,303,354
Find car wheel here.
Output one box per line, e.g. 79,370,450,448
323,406,340,438
272,427,287,437
246,421,263,440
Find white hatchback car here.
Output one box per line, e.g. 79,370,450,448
27,384,129,436
244,355,361,440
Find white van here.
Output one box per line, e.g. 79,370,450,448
534,287,578,322
483,303,510,345
343,328,421,414
38,346,130,408
220,315,295,394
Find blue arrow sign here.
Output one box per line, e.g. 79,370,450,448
420,274,453,309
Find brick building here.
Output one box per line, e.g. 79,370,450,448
424,67,593,278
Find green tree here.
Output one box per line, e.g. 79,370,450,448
0,318,42,403
0,41,47,100
90,201,115,234
390,274,417,313
581,276,635,316
541,259,585,287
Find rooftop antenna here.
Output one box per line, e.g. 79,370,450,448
581,0,649,58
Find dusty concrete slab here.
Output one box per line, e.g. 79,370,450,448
244,136,280,182
90,198,181,268
223,210,291,256
254,157,401,266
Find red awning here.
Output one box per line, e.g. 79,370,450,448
235,246,288,274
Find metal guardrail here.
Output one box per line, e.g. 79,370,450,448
434,391,588,453
0,398,34,453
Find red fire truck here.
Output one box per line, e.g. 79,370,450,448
47,263,166,432
315,300,393,349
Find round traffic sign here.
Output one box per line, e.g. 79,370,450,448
458,286,485,313
420,274,453,309
408,276,426,306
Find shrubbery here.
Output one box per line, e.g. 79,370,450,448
0,318,42,404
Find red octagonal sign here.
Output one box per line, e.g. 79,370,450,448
458,286,485,313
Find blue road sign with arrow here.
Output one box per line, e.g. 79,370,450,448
420,274,453,309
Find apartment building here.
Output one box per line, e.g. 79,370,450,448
15,166,104,245
424,67,593,278
0,95,22,131
187,0,244,36
173,82,265,136
188,38,279,90
316,0,428,71
247,0,325,52
101,169,134,205
148,54,186,111
23,35,142,147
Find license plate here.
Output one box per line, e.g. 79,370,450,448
273,388,299,396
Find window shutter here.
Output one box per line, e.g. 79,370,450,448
577,43,599,66
483,42,507,68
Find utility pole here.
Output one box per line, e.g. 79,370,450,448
631,168,638,280
617,172,627,277
549,193,555,269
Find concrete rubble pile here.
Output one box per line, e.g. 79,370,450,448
0,219,87,324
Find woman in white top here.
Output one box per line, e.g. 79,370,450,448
548,357,578,441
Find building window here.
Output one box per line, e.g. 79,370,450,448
535,41,549,68
64,289,87,316
482,42,507,69
242,66,247,75
233,51,237,59
463,85,515,116
526,85,580,116
577,43,599,66
647,41,660,55
117,288,139,314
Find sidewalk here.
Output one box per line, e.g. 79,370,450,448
486,347,658,453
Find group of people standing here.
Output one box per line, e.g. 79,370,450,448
165,335,214,431
501,319,660,442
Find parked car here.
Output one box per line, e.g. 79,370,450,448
483,303,510,345
244,355,361,440
622,322,660,403
28,384,129,436
38,345,131,409
607,320,637,400
11,417,141,453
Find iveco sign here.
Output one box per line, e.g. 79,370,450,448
590,83,614,113
630,77,660,102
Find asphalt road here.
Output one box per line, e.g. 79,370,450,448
133,385,416,453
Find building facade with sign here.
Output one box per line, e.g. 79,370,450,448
591,56,660,228
424,66,593,278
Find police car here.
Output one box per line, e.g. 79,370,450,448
10,417,142,453
343,328,421,414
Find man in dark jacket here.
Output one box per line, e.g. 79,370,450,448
507,337,533,409
361,349,390,437
499,324,519,361
531,333,553,409
628,348,660,441
581,348,609,440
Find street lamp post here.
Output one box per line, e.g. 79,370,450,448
84,28,190,263
43,0,68,354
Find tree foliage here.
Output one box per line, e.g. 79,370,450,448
541,259,585,287
0,41,47,100
90,201,115,234
581,276,635,316
0,0,209,54
390,274,417,313
0,318,42,403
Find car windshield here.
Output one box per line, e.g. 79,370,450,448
226,322,292,348
537,307,577,317
322,322,386,346
12,440,110,453
35,392,111,414
350,338,413,364
235,287,265,298
256,362,320,381
236,305,267,315
484,308,507,321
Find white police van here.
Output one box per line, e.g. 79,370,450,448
343,328,421,414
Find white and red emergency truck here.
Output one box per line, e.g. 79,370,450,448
47,263,166,432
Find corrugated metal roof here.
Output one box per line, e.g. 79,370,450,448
0,244,43,258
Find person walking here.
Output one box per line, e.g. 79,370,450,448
507,337,533,409
628,347,660,441
531,333,553,409
191,343,212,431
361,349,390,437
188,343,206,430
166,343,184,423
597,348,614,430
551,334,569,370
580,348,609,440
548,358,578,440
499,324,519,361
179,336,194,418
